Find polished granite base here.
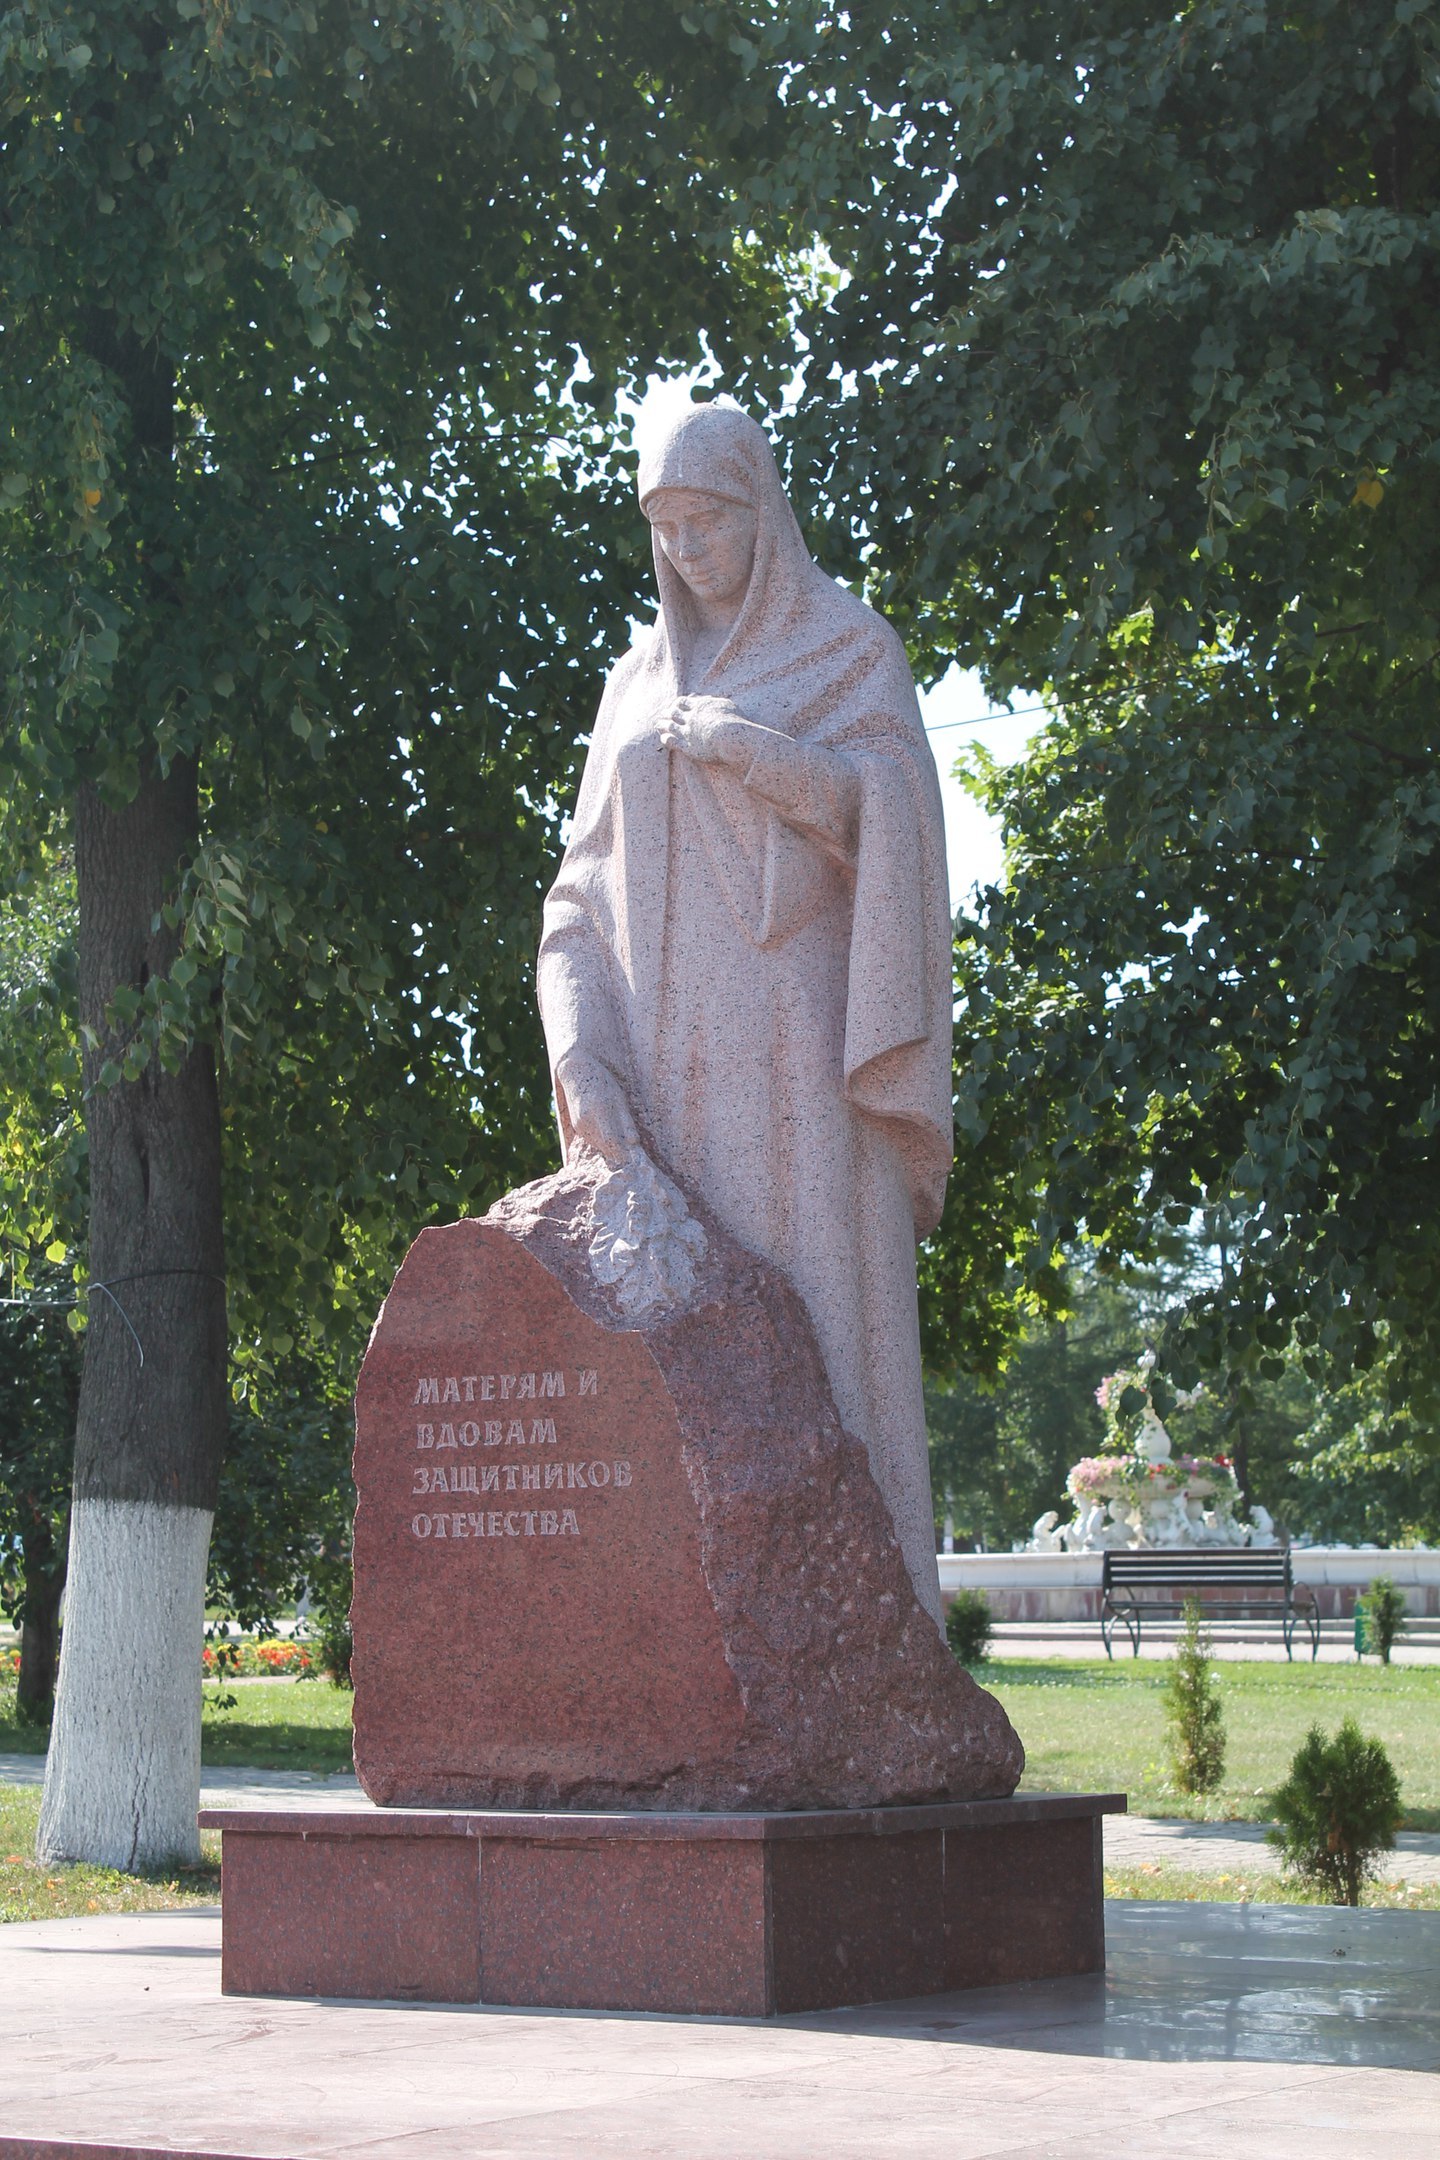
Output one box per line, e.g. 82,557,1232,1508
199,1792,1122,2014
0,1900,1436,2159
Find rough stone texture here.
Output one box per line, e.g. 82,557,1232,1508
352,1158,1023,1813
201,1792,1120,2015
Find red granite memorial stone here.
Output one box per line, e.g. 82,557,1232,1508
352,1159,1023,1811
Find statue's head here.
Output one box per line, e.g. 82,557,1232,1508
636,397,785,615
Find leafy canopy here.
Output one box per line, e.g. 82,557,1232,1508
1,0,789,1390
761,0,1440,1413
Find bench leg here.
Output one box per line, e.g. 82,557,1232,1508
1102,1600,1140,1659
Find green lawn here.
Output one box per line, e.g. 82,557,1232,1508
196,1677,355,1769
0,1677,355,1771
984,1656,1440,1830
5,1664,1437,1822
0,1785,220,1923
4,1659,1438,1923
1104,1862,1440,1909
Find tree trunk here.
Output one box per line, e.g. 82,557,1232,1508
38,762,228,1870
1231,1422,1252,1516
15,1505,66,1726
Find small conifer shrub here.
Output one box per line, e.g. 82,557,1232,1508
1358,1577,1409,1665
1267,1719,1403,1905
945,1588,994,1666
1162,1597,1226,1795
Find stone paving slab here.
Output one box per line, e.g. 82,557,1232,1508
0,1901,1435,2158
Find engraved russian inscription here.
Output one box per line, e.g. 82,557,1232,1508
410,1507,582,1539
402,1366,628,1549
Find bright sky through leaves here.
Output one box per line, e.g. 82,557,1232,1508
919,668,1042,909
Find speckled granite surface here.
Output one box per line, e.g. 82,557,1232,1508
351,1163,1022,1813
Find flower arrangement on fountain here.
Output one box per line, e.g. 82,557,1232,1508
1024,1355,1274,1553
1063,1449,1242,1510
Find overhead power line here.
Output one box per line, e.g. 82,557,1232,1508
923,702,1051,734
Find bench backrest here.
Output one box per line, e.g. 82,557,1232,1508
1102,1548,1293,1589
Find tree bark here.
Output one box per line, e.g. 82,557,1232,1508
38,761,228,1868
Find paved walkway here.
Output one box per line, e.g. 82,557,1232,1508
987,1621,1440,1663
0,1754,365,1804
1102,1811,1440,1885
0,1900,1434,2157
6,1757,1439,1887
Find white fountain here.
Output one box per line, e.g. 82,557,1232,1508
1024,1364,1278,1554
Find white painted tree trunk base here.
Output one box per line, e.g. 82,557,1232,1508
38,1499,212,1870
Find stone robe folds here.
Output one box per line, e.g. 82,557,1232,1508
537,403,952,1622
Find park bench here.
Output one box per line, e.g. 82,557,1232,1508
1100,1547,1319,1660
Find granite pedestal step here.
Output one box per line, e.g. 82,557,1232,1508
200,1789,1123,2018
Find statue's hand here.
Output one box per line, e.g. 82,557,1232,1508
658,695,761,770
555,1050,638,1169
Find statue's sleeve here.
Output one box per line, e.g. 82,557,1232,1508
814,633,953,1235
740,728,860,862
536,674,637,1158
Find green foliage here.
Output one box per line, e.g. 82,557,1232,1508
944,1587,993,1666
927,1255,1148,1547
1279,1367,1440,1546
948,671,1440,1418
0,854,82,1286
1,0,792,1379
0,1275,75,1594
0,1,796,1664
925,1237,1419,1550
309,1611,354,1691
1162,1599,1226,1797
303,1544,355,1691
1267,1718,1404,1905
0,1253,78,1721
207,1373,351,1631
757,0,1440,1420
1358,1577,1410,1665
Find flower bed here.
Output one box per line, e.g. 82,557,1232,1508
3,1640,315,1683
203,1638,314,1678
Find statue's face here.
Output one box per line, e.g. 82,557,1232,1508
645,488,757,613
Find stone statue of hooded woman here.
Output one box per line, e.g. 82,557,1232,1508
537,398,952,1625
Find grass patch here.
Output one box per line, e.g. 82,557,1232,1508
1104,1861,1440,1910
982,1657,1440,1829
196,1677,354,1771
0,1786,220,1923
0,1678,355,1776
5,1663,1436,1828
